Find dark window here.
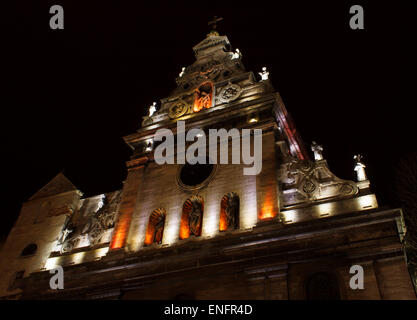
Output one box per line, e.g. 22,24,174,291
21,243,37,256
8,270,24,291
179,162,213,187
306,272,341,300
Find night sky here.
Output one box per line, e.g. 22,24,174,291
1,1,415,239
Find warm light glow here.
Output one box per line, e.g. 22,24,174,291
193,82,213,112
110,218,130,249
318,202,333,216
282,210,296,223
259,188,277,220
241,177,258,229
45,257,60,270
358,194,377,209
179,210,190,240
94,247,109,258
71,252,86,264
219,205,227,231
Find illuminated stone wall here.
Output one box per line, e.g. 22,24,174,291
125,130,278,252
0,190,81,297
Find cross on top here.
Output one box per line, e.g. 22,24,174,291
208,16,223,31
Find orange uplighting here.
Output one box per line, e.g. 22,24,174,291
179,211,190,240
110,218,129,249
219,206,227,231
219,195,229,231
144,224,155,245
259,188,277,220
193,82,213,113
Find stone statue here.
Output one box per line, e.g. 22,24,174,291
179,67,186,78
231,48,241,60
311,141,324,161
258,67,269,81
148,102,157,117
189,200,203,236
149,209,165,244
225,193,239,229
354,154,368,181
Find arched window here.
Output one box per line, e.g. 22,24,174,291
20,243,37,256
180,196,204,239
219,192,240,231
144,208,166,245
306,272,341,300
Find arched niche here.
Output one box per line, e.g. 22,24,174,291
144,208,166,245
180,196,204,239
219,192,240,231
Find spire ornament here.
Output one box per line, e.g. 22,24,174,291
354,154,368,182
148,102,157,117
258,67,270,81
207,16,223,36
311,141,324,161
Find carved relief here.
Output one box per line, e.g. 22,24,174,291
279,157,358,207
168,100,189,119
218,83,242,103
58,190,122,254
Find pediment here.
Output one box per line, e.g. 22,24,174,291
29,173,79,201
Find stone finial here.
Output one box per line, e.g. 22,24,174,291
354,154,368,181
179,67,186,78
231,48,242,60
148,102,157,117
258,67,270,81
311,141,324,161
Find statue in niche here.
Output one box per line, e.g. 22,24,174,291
224,193,239,230
145,208,166,245
189,199,203,236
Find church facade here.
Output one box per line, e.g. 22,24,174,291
0,29,415,300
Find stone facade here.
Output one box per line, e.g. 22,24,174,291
0,31,415,300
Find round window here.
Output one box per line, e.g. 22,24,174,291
178,159,215,190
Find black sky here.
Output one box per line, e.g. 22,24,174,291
1,1,415,239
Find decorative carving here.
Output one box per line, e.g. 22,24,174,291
168,100,189,119
279,157,358,207
58,191,122,254
302,180,317,194
218,83,242,103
